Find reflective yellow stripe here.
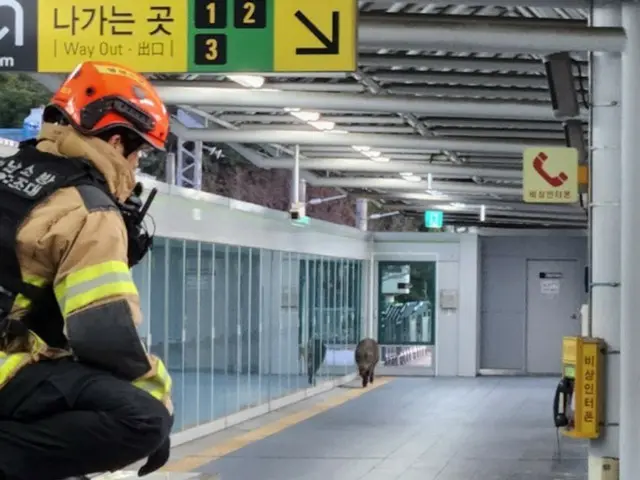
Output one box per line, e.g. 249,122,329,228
0,352,31,385
133,359,172,401
13,275,47,309
54,261,138,317
0,333,49,387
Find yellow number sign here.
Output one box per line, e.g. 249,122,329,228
37,0,188,73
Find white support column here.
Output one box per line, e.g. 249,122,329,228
165,152,176,185
589,2,622,470
356,199,368,231
620,4,640,478
176,138,203,190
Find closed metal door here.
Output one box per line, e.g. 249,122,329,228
526,259,581,374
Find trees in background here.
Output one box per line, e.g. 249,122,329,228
0,74,50,128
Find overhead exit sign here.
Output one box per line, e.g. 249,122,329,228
424,210,443,229
5,0,357,73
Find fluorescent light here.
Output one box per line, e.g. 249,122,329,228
399,172,413,177
370,156,390,162
330,129,349,134
404,175,422,182
425,190,447,199
450,202,466,209
227,74,265,88
290,110,321,122
365,150,381,158
284,107,301,112
480,204,486,222
427,173,433,189
309,120,335,131
353,145,370,152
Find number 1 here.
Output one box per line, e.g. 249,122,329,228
207,2,217,25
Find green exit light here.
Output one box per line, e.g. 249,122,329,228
292,216,310,227
424,210,443,228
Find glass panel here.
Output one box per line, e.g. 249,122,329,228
166,239,186,430
227,246,240,415
316,257,326,384
213,245,228,419
271,250,284,400
182,240,200,429
377,261,436,371
247,248,261,408
199,243,214,425
258,249,271,405
148,239,166,362
377,261,436,345
238,246,251,411
132,252,151,344
284,251,293,396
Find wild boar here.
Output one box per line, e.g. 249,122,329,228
355,338,379,388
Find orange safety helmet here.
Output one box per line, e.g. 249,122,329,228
46,60,169,151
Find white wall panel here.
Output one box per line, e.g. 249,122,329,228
139,178,370,260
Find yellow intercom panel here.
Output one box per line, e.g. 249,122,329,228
559,336,604,439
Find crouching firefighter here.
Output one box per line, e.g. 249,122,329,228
0,60,174,480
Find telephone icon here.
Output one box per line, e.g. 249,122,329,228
533,152,568,187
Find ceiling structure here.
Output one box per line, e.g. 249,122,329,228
34,0,610,229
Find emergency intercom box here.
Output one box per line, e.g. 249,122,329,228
561,336,605,439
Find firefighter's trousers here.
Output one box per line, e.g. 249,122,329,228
0,358,172,480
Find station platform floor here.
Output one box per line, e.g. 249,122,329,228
99,376,587,480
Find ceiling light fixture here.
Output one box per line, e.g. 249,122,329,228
309,120,335,131
227,74,265,89
290,110,321,122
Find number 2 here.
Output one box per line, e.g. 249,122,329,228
205,38,218,61
243,1,255,24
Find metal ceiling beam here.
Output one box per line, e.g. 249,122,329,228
309,177,522,196
219,115,574,131
375,197,584,215
219,114,407,124
358,13,625,53
389,205,585,221
385,86,552,101
442,217,587,227
360,1,592,8
433,129,566,139
188,80,366,92
179,128,562,154
155,84,584,121
373,71,580,89
358,53,586,74
258,157,521,179
242,124,566,138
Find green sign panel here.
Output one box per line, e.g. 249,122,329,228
189,0,273,72
424,210,444,229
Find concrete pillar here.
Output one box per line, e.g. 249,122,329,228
620,4,640,478
355,198,368,231
589,2,622,469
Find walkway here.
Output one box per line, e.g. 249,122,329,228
101,377,587,479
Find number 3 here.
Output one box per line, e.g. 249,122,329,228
243,1,255,24
205,38,218,61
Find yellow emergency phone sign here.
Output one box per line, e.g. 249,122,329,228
561,336,604,440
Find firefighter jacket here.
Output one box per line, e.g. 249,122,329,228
0,123,172,414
